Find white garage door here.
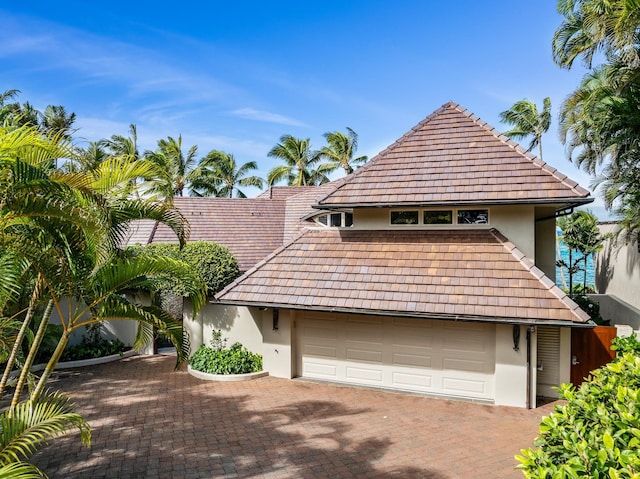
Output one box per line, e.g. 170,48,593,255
296,312,496,401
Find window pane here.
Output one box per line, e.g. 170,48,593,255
317,214,327,225
457,209,489,224
344,212,353,227
423,210,452,224
330,213,342,227
391,211,419,225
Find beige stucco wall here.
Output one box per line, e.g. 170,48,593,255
596,223,640,311
535,207,557,281
183,301,263,357
494,324,528,408
351,205,536,260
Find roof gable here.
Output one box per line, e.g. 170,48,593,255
318,102,591,208
216,228,589,324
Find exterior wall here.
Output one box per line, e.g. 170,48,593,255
261,309,294,378
589,294,640,331
494,324,528,408
535,207,557,281
596,223,640,310
351,204,536,259
183,301,263,357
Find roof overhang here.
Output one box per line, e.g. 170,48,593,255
213,299,595,328
313,197,594,211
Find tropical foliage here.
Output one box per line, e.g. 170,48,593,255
189,330,262,375
267,135,328,186
318,127,368,174
190,150,263,198
499,98,551,160
554,0,640,242
517,340,640,478
556,210,607,292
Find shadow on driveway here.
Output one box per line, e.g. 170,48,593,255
30,355,552,478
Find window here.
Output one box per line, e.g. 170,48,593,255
390,210,419,225
314,212,353,227
457,209,489,225
424,210,452,225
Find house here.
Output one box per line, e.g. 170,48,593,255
133,102,595,408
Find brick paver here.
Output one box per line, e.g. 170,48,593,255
31,355,555,478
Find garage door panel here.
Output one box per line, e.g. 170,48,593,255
392,352,432,368
346,347,383,363
443,376,487,394
392,371,432,389
346,366,383,383
304,361,337,378
298,314,495,401
443,357,489,373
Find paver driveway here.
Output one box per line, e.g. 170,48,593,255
32,354,556,478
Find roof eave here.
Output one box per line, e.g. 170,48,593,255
313,197,594,210
212,299,593,327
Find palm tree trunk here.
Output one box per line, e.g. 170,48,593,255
31,329,71,403
0,275,42,398
11,299,54,407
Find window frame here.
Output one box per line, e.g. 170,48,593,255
389,208,490,227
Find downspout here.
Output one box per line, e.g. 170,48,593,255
526,326,532,409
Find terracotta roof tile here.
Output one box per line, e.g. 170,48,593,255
318,102,591,208
217,228,589,324
127,197,287,272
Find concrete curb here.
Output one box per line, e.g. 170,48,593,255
187,365,268,382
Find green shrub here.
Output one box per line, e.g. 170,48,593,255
189,333,262,375
516,351,640,477
611,334,640,356
128,241,240,296
61,324,126,361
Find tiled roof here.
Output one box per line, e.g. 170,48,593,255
257,186,313,200
139,197,287,272
318,102,591,208
217,228,589,324
283,180,346,241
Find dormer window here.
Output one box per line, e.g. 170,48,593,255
314,212,353,228
390,211,419,225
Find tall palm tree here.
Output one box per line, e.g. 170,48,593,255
0,124,205,405
41,105,76,139
145,135,198,198
267,135,327,186
553,0,640,69
191,150,264,198
499,97,551,161
0,89,20,123
318,127,368,175
104,123,140,161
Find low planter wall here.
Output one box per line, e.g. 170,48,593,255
187,365,268,382
13,350,137,376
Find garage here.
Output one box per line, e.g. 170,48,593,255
296,312,496,401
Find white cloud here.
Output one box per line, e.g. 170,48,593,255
230,107,307,127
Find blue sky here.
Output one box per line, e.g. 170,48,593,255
2,1,604,210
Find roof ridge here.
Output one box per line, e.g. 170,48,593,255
452,105,590,198
317,102,458,206
488,228,590,323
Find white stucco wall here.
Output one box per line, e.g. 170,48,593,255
261,309,294,378
535,208,557,281
494,324,528,408
596,223,640,311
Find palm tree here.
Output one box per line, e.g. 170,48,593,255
104,123,140,161
0,89,20,123
41,105,76,139
0,124,205,405
267,135,327,186
553,0,640,69
144,135,198,198
499,97,551,161
191,150,264,198
0,391,91,478
318,127,368,175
